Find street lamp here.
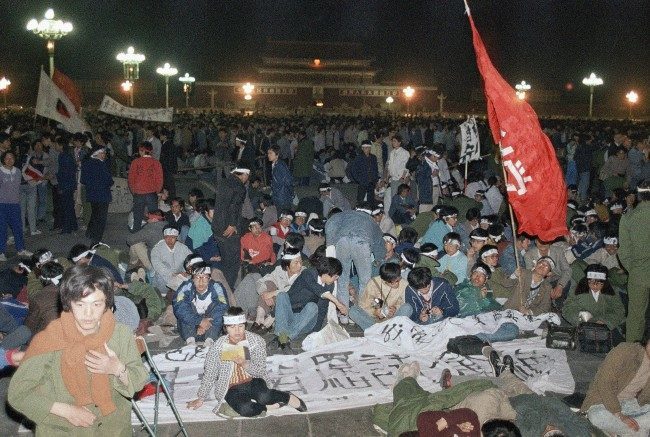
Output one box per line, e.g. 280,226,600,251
0,77,10,108
385,96,394,113
515,80,531,100
116,46,145,106
625,91,638,119
242,82,255,101
26,8,73,78
402,86,415,114
179,73,195,108
121,81,132,105
582,72,603,118
156,62,178,108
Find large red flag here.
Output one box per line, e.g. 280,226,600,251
465,2,567,241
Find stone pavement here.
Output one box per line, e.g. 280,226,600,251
0,174,609,436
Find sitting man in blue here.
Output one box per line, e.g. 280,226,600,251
388,184,417,225
173,262,229,346
273,257,347,350
68,244,124,284
421,205,459,249
405,266,459,325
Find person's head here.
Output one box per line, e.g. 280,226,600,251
487,224,504,243
319,182,332,196
170,197,185,215
407,266,432,293
267,144,280,162
466,207,481,225
39,261,64,287
361,140,372,155
1,150,16,168
391,134,402,149
280,250,303,275
59,265,115,336
442,232,462,256
0,132,10,150
419,242,438,259
231,167,251,184
575,263,614,296
603,234,619,255
479,244,500,267
188,188,204,206
470,262,491,287
279,211,293,226
138,141,153,156
400,247,421,269
248,217,264,236
515,234,531,251
379,262,402,288
294,211,307,225
534,256,555,278
397,183,410,197
536,239,551,254
223,307,246,343
183,253,204,274
147,209,165,222
469,228,489,251
284,232,305,252
481,419,522,437
441,206,459,227
308,218,324,236
162,225,180,249
314,257,342,285
191,262,211,294
68,244,93,265
383,233,397,252
196,198,215,221
398,226,419,244
32,248,54,269
638,179,650,203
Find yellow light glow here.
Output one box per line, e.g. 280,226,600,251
402,86,415,98
626,91,638,104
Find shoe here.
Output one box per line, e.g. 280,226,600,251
0,254,6,262
186,336,196,345
17,250,33,257
137,267,146,282
30,230,42,236
7,236,14,246
130,272,139,283
488,350,502,377
440,368,453,389
501,355,515,374
294,396,307,412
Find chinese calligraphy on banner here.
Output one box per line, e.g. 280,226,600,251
459,116,481,163
98,95,173,123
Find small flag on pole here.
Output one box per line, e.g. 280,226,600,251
459,116,481,164
35,69,89,133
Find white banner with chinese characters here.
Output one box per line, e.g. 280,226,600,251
98,95,173,123
133,312,573,424
459,116,481,163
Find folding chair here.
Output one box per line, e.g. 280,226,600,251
131,336,189,437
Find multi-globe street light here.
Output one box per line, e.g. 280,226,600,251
625,91,638,119
179,73,195,108
242,82,255,101
515,80,531,100
117,46,145,106
26,9,73,78
0,77,11,108
582,72,604,118
156,63,178,108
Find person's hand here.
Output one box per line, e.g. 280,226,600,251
514,267,522,278
519,306,531,315
210,256,221,262
616,413,640,432
223,225,237,238
436,417,448,431
232,356,246,366
84,343,123,375
197,318,213,335
387,306,397,318
115,282,128,290
480,286,489,298
10,350,25,366
551,284,563,300
419,308,430,322
186,399,204,410
467,247,476,257
64,404,96,427
430,306,442,316
336,302,348,316
457,421,475,433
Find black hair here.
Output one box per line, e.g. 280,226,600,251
309,244,327,265
639,179,650,202
225,306,245,318
574,264,615,296
407,266,432,289
466,207,481,222
419,242,438,254
470,228,489,241
397,183,410,195
268,144,281,155
481,419,522,437
39,261,65,286
31,248,52,267
314,256,343,277
1,150,15,165
59,265,115,312
479,244,499,259
248,217,264,228
401,247,421,266
188,187,204,199
487,223,504,238
472,261,493,279
280,249,302,271
170,197,185,208
183,253,204,272
68,243,90,261
328,207,342,218
379,262,401,282
443,232,462,245
195,198,215,215
398,226,419,244
285,232,305,251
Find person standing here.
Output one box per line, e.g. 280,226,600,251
55,137,78,234
159,129,178,198
618,180,650,342
293,130,314,187
384,134,410,212
347,140,379,204
268,144,294,210
80,145,113,245
128,141,163,233
0,151,31,261
213,167,249,289
144,127,162,160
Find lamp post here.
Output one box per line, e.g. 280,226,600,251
515,80,531,100
116,46,145,106
179,73,195,108
121,81,132,106
582,73,603,118
625,91,638,119
26,9,73,78
242,82,255,101
402,86,415,114
156,63,178,108
385,95,394,113
0,77,10,108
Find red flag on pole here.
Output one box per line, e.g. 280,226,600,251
52,69,83,113
464,1,567,241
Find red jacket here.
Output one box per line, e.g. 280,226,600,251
240,232,276,265
128,156,163,194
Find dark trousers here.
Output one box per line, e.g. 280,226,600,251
86,202,109,244
216,235,241,289
60,190,78,233
132,193,158,232
162,170,176,198
225,378,290,417
356,183,375,204
50,183,62,229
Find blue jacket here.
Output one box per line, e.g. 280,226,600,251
346,153,379,187
405,278,459,324
271,160,294,209
90,254,123,284
57,151,77,193
415,160,433,204
421,220,454,249
388,194,416,225
500,243,525,276
193,236,223,270
173,279,229,332
325,210,386,261
80,158,113,203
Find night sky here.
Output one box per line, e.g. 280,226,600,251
1,0,648,111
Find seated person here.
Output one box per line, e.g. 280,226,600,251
150,225,193,295
500,233,531,277
185,187,204,223
400,247,420,280
421,205,459,249
26,248,70,298
273,257,346,349
251,249,305,333
457,207,481,249
464,228,489,276
582,329,650,436
303,219,325,258
126,209,167,272
405,266,459,325
320,182,351,217
69,244,124,285
24,261,64,336
436,232,468,285
479,244,517,299
173,262,230,346
395,226,418,255
562,264,625,332
268,212,293,248
289,211,308,235
165,197,190,243
257,195,278,229
186,199,222,267
0,260,29,300
241,218,276,275
187,307,306,417
373,233,400,276
456,262,501,317
388,183,417,225
584,234,627,289
503,257,554,316
372,204,396,236
349,262,412,330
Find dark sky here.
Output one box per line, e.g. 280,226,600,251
1,0,648,110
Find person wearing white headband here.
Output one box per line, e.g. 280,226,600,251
150,226,193,295
583,235,624,276
421,205,459,250
562,264,625,334
455,262,502,317
379,234,401,269
24,261,65,335
234,134,256,175
347,139,380,208
319,182,352,216
303,219,325,258
504,255,554,316
80,140,114,245
268,213,293,247
241,217,276,276
524,239,571,303
173,261,229,346
436,232,467,285
188,306,307,416
290,211,308,235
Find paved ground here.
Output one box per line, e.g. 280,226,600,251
0,174,609,436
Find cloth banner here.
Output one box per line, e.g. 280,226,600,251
99,95,173,123
459,116,481,163
35,70,89,134
133,312,573,425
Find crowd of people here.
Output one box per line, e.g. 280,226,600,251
0,109,649,435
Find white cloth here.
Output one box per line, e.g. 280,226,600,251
386,147,410,181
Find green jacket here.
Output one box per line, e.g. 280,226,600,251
293,137,314,178
619,202,650,278
455,279,502,317
442,196,482,222
410,211,436,239
416,256,457,285
562,291,625,330
123,281,166,322
8,323,148,437
487,267,517,299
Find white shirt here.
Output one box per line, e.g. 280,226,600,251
193,291,213,315
386,147,410,181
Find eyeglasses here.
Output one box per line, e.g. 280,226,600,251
587,278,605,284
193,275,210,281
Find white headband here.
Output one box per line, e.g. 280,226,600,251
451,190,462,197
603,237,618,245
235,137,247,144
41,273,63,285
637,187,650,193
356,208,373,215
163,227,180,237
72,249,95,263
481,248,499,258
480,218,490,224
421,249,438,258
471,235,488,241
489,234,502,242
91,147,106,158
187,257,203,268
295,212,307,218
361,143,372,148
231,168,251,175
400,253,415,266
223,314,246,325
609,203,623,211
585,209,598,216
319,187,331,192
282,252,302,260
586,271,607,281
445,239,461,247
371,208,382,216
280,214,293,221
473,266,489,277
18,262,31,273
443,213,458,219
308,224,323,232
383,235,397,245
38,251,53,265
537,256,555,270
193,266,211,276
